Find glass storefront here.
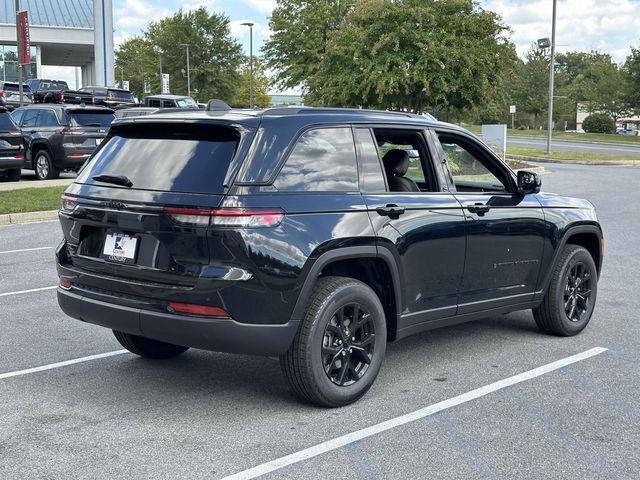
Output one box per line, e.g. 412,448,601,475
0,45,38,83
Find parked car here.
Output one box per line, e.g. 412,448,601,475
0,82,32,110
12,104,114,180
114,107,159,119
56,106,603,407
79,86,136,109
0,107,25,181
143,94,198,109
25,79,94,105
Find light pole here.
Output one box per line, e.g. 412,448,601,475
15,0,23,107
545,0,557,154
153,46,163,93
181,44,191,97
241,22,254,108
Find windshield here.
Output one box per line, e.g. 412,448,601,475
0,112,18,131
69,112,115,128
176,98,197,108
4,84,30,92
76,123,240,194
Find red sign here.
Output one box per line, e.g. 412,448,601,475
17,11,30,65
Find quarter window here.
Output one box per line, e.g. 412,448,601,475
274,127,358,192
355,128,386,193
36,110,58,127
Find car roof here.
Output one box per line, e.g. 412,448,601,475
15,104,115,113
145,95,192,100
114,106,464,133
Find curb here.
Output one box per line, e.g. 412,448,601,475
507,154,640,166
510,135,640,148
0,210,59,226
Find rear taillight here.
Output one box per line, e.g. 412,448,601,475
164,207,284,228
61,194,77,212
14,153,24,159
168,302,230,318
59,90,65,103
59,278,72,289
0,91,4,98
61,128,84,135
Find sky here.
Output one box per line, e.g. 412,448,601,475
42,0,640,92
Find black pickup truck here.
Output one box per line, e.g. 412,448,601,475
26,79,94,105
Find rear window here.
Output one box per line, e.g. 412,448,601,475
0,112,17,131
41,81,69,90
69,111,115,127
108,90,134,101
3,83,30,92
176,98,197,108
76,124,240,194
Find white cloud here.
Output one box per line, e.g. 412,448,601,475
483,0,640,62
229,20,271,41
180,0,218,11
114,0,173,44
241,0,276,14
41,66,79,89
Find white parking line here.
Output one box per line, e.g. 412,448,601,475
0,350,129,380
0,285,57,297
221,347,608,480
0,246,53,255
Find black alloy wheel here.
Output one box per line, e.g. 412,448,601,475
322,303,376,387
563,261,593,323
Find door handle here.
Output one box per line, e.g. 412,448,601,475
376,204,405,218
29,130,37,134
467,203,490,215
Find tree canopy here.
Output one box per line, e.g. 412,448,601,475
115,8,243,103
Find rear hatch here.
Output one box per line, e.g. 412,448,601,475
63,108,115,151
59,121,249,299
2,83,32,104
0,111,24,157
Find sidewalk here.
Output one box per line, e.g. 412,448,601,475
0,177,74,192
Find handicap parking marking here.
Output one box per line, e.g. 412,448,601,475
220,347,609,480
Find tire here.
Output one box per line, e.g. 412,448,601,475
280,276,387,407
34,149,59,180
5,168,21,181
533,245,598,336
113,330,189,359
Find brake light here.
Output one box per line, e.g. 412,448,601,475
59,90,65,103
59,278,72,289
168,302,230,318
61,193,77,212
14,153,24,159
67,153,87,158
0,91,4,98
211,208,284,227
164,207,284,228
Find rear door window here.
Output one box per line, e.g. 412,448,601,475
21,109,39,127
69,111,115,128
36,110,59,127
354,128,386,193
76,123,241,194
274,127,358,192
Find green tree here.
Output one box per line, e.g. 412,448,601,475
115,7,244,103
263,0,356,92
306,0,517,113
511,45,549,128
582,113,615,133
114,37,158,100
231,57,273,108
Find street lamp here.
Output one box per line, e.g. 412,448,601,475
538,0,557,155
180,44,191,98
15,0,23,107
153,46,163,92
241,22,254,108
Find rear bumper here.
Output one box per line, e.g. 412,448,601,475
57,287,299,356
0,157,23,170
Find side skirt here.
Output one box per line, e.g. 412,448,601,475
394,301,541,341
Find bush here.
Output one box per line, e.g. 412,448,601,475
582,113,615,134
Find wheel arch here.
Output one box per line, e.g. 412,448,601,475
290,246,403,341
539,224,603,294
29,141,52,169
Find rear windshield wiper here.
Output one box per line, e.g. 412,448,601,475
92,174,133,188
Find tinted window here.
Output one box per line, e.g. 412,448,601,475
176,98,197,108
36,110,58,127
0,112,18,131
40,81,69,90
69,112,115,128
148,99,161,108
274,128,358,192
76,124,240,194
162,100,175,108
10,109,24,126
355,128,386,193
22,109,39,127
108,90,134,101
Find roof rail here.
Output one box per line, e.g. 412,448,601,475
261,106,421,118
206,99,231,112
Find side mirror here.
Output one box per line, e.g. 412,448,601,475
517,170,541,194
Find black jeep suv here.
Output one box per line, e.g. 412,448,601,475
56,107,603,407
12,104,114,180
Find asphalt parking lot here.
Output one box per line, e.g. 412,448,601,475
1,163,638,479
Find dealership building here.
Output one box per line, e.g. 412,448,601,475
0,0,114,87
